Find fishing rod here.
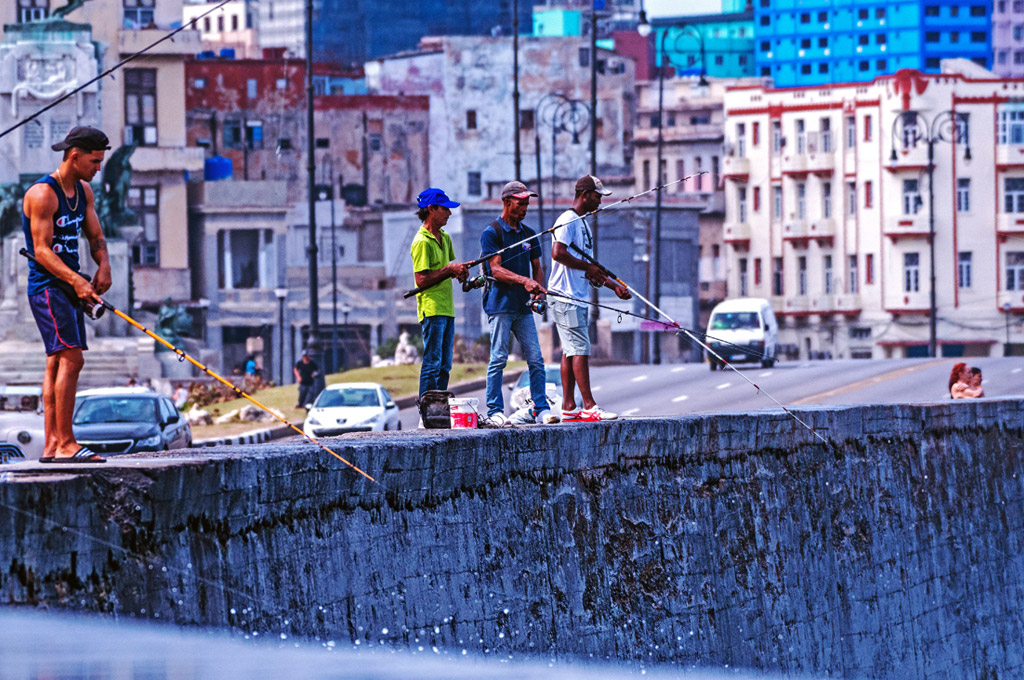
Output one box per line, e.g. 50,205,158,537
0,0,236,142
566,245,831,446
401,172,709,299
19,249,376,482
541,291,768,361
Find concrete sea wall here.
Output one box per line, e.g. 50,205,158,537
2,400,1023,678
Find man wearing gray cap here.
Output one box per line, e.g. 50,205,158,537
479,181,556,426
22,126,112,462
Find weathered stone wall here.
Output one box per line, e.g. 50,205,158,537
2,400,1023,678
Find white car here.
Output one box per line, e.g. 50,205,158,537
303,382,400,437
0,385,45,461
508,364,563,412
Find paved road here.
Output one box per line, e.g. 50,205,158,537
396,357,1024,429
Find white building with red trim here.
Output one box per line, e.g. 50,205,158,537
722,60,1024,360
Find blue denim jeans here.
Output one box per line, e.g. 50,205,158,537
486,312,548,416
419,315,455,395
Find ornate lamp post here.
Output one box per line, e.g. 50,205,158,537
889,110,971,358
274,288,288,385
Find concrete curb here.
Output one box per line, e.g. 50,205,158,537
192,368,526,446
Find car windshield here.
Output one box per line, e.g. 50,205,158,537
316,388,380,408
710,312,761,330
74,397,158,424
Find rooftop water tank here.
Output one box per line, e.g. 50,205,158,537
204,155,233,182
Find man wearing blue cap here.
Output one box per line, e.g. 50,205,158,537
410,188,469,396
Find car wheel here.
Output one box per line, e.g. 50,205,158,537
761,357,775,368
709,360,717,371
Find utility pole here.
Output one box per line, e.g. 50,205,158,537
305,0,322,388
513,0,521,180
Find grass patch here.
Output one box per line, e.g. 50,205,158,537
190,361,524,441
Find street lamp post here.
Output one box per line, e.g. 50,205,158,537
890,110,971,358
341,302,352,370
1004,301,1013,355
275,288,288,385
318,153,339,374
639,15,708,364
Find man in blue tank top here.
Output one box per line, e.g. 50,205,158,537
22,126,112,463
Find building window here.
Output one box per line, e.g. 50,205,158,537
904,252,920,292
958,252,972,288
579,47,590,67
711,155,720,187
957,178,971,212
217,229,275,289
276,78,288,90
124,68,157,146
876,34,886,44
801,38,812,49
876,59,887,70
859,8,869,19
519,109,535,130
818,11,828,21
950,31,960,43
18,0,48,22
752,122,760,146
925,5,940,15
246,78,257,99
925,31,940,43
193,77,206,89
127,186,159,266
773,257,783,296
245,120,263,149
819,37,828,48
642,160,651,190
1006,177,1024,213
801,64,812,75
467,172,482,196
823,181,832,218
847,182,857,216
1009,252,1024,290
858,35,869,46
951,6,959,16
866,253,874,284
738,187,748,223
903,179,922,215
739,258,749,296
466,110,477,130
676,159,685,185
864,114,873,142
754,258,762,286
821,118,832,153
823,255,833,294
772,120,782,154
231,13,239,30
123,0,154,28
223,119,242,149
695,157,703,190
800,12,810,23
796,119,806,154
773,185,782,219
760,15,770,25
797,182,806,219
753,186,761,212
926,57,941,68
798,256,808,295
736,123,746,157
970,31,987,42
876,7,886,18
998,108,1024,144
972,4,989,14
849,255,858,293
846,116,856,148
865,180,873,208
819,63,829,74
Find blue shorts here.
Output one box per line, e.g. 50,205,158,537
28,288,88,356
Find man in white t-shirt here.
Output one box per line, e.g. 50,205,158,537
547,175,631,422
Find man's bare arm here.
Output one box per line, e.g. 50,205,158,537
80,182,111,295
488,254,544,295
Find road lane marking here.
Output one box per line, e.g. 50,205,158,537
792,359,947,405
592,386,602,391
631,375,648,382
1013,368,1023,374
759,371,773,377
716,382,731,390
623,408,639,415
671,367,686,373
672,394,689,402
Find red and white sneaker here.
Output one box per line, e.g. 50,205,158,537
578,406,617,421
561,408,582,422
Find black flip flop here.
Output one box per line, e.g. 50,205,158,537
39,456,54,464
49,447,105,464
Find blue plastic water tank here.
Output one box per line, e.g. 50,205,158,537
219,47,236,59
204,155,233,181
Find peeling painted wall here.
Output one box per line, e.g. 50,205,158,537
2,400,1024,678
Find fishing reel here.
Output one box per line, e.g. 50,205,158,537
80,299,105,320
528,298,547,315
461,275,488,292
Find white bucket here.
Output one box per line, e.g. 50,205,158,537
449,397,479,429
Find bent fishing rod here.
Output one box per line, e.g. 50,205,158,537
542,291,768,361
20,249,376,482
401,172,709,299
567,245,831,447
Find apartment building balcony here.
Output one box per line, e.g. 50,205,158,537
997,214,1024,240
804,151,834,177
884,145,930,173
132,145,205,173
779,295,812,316
722,221,751,248
833,293,863,316
119,26,202,55
722,155,749,183
780,154,808,178
884,292,930,316
782,218,833,246
996,144,1024,171
884,214,933,242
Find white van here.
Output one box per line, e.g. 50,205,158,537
705,297,779,370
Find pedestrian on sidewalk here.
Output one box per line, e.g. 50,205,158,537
410,188,470,396
547,175,631,422
480,181,556,427
294,350,320,409
23,126,112,463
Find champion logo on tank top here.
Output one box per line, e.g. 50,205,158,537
56,214,84,229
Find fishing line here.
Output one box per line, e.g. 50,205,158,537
567,246,832,447
0,0,236,142
20,250,376,483
402,172,709,299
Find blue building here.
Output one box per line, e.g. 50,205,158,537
651,10,756,80
754,0,992,87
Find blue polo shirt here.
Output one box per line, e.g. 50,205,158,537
480,218,539,315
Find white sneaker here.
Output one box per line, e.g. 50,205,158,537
578,406,617,421
536,408,560,424
508,407,536,425
482,412,510,428
417,417,425,429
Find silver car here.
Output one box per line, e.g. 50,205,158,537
0,385,45,461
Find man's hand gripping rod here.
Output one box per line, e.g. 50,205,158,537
19,249,376,482
401,173,709,299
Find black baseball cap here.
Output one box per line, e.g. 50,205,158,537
51,126,111,152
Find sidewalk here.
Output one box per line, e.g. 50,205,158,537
191,368,525,447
